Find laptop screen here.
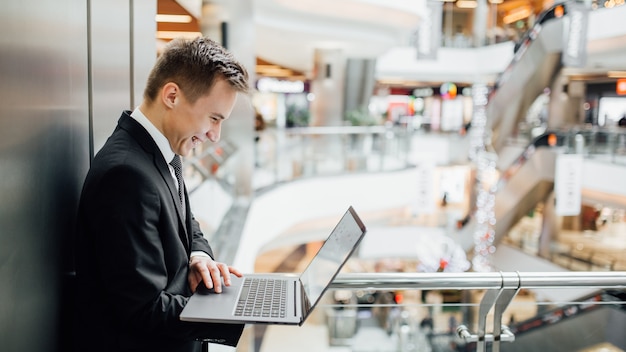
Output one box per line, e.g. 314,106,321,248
298,207,366,316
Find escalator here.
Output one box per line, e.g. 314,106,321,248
487,2,626,155
458,129,626,255
455,5,571,253
503,289,626,352
487,3,566,154
492,145,556,245
455,2,626,252
457,134,557,252
496,129,626,226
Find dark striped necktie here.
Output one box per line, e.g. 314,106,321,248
169,155,185,209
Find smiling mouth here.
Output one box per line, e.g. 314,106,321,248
191,136,201,146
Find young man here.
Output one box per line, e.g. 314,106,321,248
74,37,249,352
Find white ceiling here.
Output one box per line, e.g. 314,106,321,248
171,1,626,84
251,0,626,84
253,0,427,73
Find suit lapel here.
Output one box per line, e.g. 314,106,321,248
118,112,190,251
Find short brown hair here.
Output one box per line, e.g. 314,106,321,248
144,37,249,104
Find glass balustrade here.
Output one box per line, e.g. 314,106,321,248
190,125,626,194
233,271,626,352
252,125,417,190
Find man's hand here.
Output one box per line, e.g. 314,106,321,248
188,256,243,293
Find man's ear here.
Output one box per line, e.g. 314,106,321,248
162,82,179,109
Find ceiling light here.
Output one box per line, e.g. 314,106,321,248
256,67,295,76
456,0,478,9
156,31,202,40
155,14,193,23
489,0,504,3
608,71,626,78
503,6,532,24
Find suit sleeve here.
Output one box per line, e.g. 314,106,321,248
86,164,242,344
190,214,214,259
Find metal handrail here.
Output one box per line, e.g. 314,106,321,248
330,271,626,290
329,271,626,352
284,125,393,135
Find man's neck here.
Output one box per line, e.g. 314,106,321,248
138,102,164,134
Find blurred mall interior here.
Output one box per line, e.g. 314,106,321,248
2,0,626,351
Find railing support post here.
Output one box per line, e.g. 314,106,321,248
455,271,520,351
476,287,501,352
492,271,520,352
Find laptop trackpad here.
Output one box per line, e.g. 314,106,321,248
182,277,244,322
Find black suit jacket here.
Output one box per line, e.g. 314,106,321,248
73,111,243,352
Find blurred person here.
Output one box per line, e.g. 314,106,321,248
254,109,266,134
420,314,434,332
73,37,249,352
448,314,457,333
253,109,267,167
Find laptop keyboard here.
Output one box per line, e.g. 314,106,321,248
234,278,288,318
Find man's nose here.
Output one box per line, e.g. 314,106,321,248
206,126,221,143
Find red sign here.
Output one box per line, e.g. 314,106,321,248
617,78,626,95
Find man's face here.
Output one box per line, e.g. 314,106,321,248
164,78,237,156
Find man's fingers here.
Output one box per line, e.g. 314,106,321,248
207,265,223,293
188,271,202,293
188,257,244,294
229,266,243,278
201,265,215,290
216,263,232,286
189,260,214,291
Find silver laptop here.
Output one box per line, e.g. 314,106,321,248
180,206,366,325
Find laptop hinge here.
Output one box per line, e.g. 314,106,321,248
299,280,311,320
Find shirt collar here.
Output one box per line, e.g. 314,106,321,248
130,107,176,163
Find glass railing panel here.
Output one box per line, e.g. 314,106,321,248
501,127,626,176
335,273,626,351
570,128,626,165
253,126,417,189
246,272,626,352
528,127,626,164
